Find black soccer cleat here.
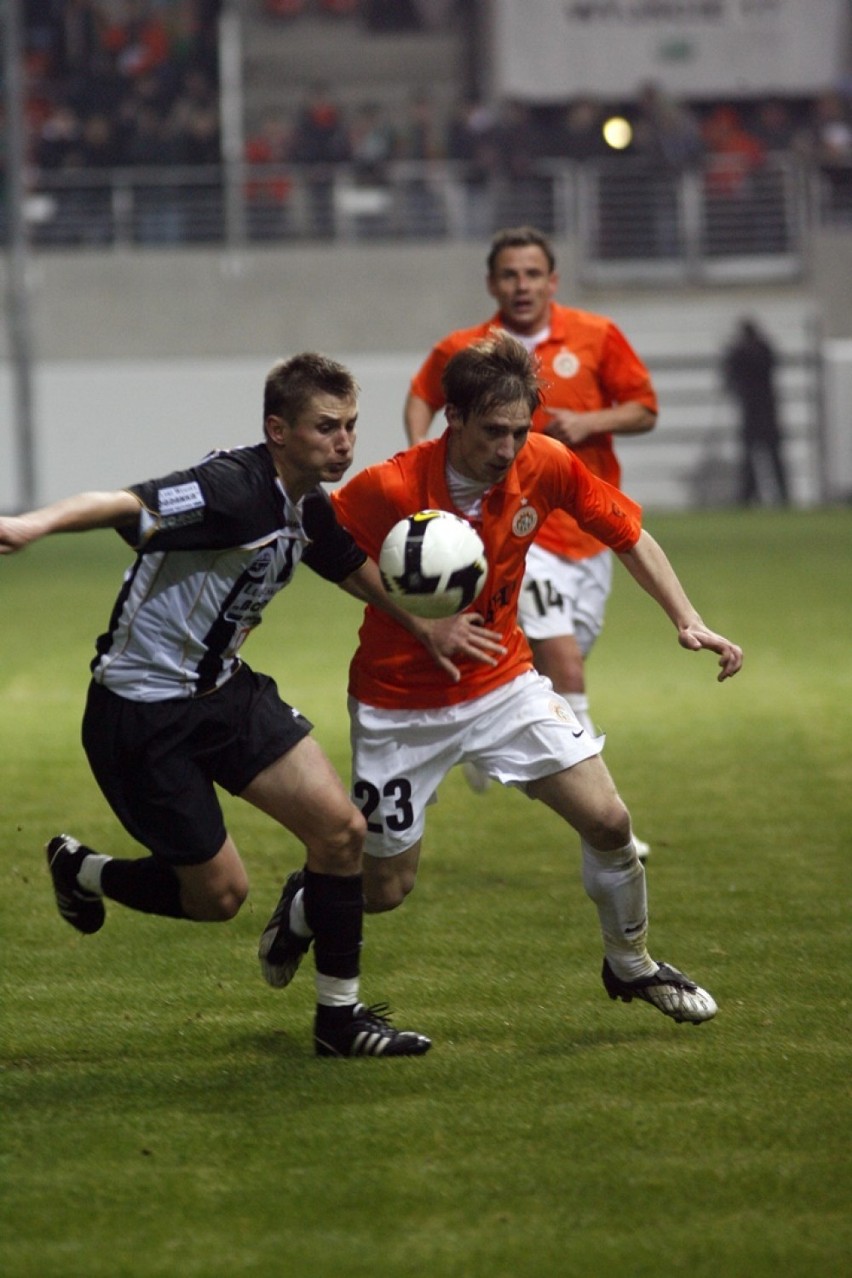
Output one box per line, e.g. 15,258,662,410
314,1002,432,1058
258,870,312,988
45,834,105,935
602,958,717,1024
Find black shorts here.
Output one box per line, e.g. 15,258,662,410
81,665,313,866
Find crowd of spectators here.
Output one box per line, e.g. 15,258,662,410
12,1,852,241
21,2,221,175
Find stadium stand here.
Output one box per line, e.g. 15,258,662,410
4,1,851,516
10,1,850,252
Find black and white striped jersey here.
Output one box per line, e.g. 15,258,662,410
90,443,366,702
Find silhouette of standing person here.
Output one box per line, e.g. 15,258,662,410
722,319,790,505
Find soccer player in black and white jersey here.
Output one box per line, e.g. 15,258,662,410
0,353,497,1057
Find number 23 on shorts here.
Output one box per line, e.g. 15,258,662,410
353,777,415,833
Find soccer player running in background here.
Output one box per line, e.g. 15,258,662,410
404,226,658,858
0,352,478,1059
259,334,742,1030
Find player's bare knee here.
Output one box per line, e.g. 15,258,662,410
531,635,584,691
364,880,408,913
560,655,585,691
211,884,248,921
582,800,632,851
364,890,395,914
309,806,366,875
364,864,415,914
184,880,248,922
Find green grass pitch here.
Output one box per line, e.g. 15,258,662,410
1,508,850,1277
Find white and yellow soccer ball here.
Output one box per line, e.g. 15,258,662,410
378,509,488,619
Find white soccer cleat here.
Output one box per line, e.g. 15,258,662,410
633,836,651,862
602,959,717,1024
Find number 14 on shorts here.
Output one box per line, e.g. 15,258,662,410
523,578,564,616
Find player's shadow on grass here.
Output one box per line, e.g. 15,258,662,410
539,1022,699,1056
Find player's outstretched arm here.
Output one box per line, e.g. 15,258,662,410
617,529,743,682
0,491,141,554
341,559,506,682
674,618,743,681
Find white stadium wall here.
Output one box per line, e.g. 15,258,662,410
823,341,852,502
1,238,851,511
0,353,412,509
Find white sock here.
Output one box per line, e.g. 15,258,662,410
581,838,657,982
315,974,360,1007
76,854,111,896
289,887,312,939
564,692,597,738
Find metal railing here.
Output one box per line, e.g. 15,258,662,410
576,154,810,284
8,153,845,276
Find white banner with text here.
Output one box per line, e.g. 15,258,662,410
492,0,850,101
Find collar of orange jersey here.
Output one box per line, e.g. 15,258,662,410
434,427,526,503
489,302,563,338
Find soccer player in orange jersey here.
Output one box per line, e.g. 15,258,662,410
405,227,658,855
319,333,739,1029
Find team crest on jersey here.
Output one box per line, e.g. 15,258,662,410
512,505,539,537
552,348,580,379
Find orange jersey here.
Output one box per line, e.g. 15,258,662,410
409,303,657,561
331,431,642,710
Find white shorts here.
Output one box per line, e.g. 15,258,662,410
349,671,604,858
518,544,613,654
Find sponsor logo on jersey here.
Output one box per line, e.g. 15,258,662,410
246,547,274,579
224,538,302,624
481,581,515,626
158,481,205,516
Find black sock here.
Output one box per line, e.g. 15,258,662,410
303,869,363,980
314,1003,357,1028
101,857,188,919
